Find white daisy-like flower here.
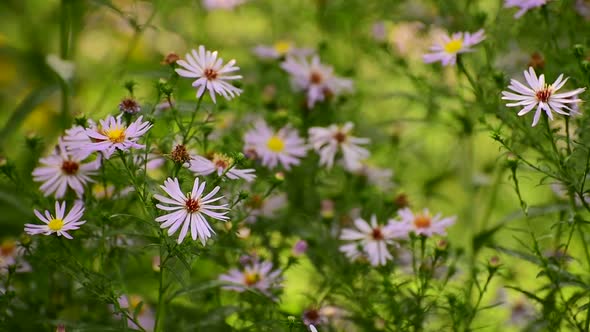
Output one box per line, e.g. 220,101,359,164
83,115,152,159
423,29,485,66
0,240,31,274
281,55,353,108
202,0,247,10
24,201,86,239
244,193,287,223
219,259,283,297
253,41,313,60
504,0,549,18
62,121,97,160
308,122,370,171
397,208,456,237
188,152,256,182
154,177,229,245
353,163,394,191
501,67,586,127
32,141,101,198
339,215,408,266
175,46,242,103
243,120,308,170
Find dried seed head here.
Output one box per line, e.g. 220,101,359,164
170,144,191,164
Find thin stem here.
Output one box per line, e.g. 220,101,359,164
183,94,205,145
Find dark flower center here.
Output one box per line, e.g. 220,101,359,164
304,309,320,323
371,227,384,240
61,160,79,175
204,68,218,80
333,131,347,143
535,87,552,103
185,197,201,213
310,71,323,84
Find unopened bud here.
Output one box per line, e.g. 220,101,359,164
162,52,180,65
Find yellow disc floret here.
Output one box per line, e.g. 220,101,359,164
105,127,126,143
444,39,463,54
267,136,285,153
48,218,64,231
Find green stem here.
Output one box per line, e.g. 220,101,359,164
183,94,205,144
154,245,169,332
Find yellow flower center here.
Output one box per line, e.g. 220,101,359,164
267,136,285,153
105,127,126,143
48,218,64,231
273,41,292,55
212,153,234,170
244,272,261,286
414,214,431,229
444,39,463,54
0,240,16,256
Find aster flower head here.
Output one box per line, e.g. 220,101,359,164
219,259,283,297
25,201,86,239
189,152,256,182
84,115,152,159
308,122,370,171
245,193,287,223
243,120,308,170
504,0,550,18
501,67,586,127
0,240,31,274
154,177,229,245
175,46,242,103
339,215,409,266
281,55,353,108
32,140,100,198
423,29,485,66
253,41,313,60
62,121,97,160
397,208,456,237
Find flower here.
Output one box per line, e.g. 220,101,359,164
25,201,86,239
188,153,256,182
62,121,97,160
253,41,313,60
202,0,247,10
281,55,353,108
154,177,229,245
339,215,408,266
32,141,100,198
397,208,456,237
175,46,242,103
501,67,586,127
114,295,155,332
308,122,370,171
243,120,308,170
119,97,141,114
84,115,152,159
292,240,308,256
0,239,31,274
244,193,287,223
309,325,318,332
353,163,394,191
504,0,549,18
423,29,485,66
219,259,283,297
